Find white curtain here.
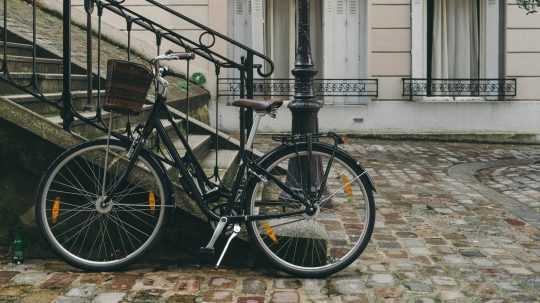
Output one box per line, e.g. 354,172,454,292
268,0,292,78
432,0,480,79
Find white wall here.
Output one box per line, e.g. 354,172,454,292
44,0,540,137
212,100,540,134
506,0,540,101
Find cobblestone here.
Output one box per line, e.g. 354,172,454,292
0,138,539,302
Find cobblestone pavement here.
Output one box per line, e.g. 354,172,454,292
1,138,540,303
477,162,540,214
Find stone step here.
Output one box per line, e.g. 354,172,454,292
0,41,34,57
46,105,213,141
200,149,240,184
173,134,213,159
45,104,154,138
4,90,103,116
0,55,64,73
0,72,89,94
163,134,213,175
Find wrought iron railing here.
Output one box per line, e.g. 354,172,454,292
218,78,378,98
402,78,517,99
1,0,273,135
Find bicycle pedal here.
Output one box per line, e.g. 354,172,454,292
199,247,216,255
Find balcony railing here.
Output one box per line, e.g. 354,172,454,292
402,78,517,99
218,78,379,98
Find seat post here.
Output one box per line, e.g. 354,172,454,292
246,112,264,150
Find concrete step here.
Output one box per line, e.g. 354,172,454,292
45,104,154,138
0,55,64,73
0,41,34,57
4,90,103,116
200,149,240,185
173,134,213,158
46,106,213,141
163,134,213,176
0,73,89,94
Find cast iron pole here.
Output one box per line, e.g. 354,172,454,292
289,0,321,135
286,0,324,202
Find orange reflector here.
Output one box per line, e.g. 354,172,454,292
341,175,353,202
51,197,61,224
262,223,278,244
149,192,156,213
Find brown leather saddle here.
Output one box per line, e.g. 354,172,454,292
232,98,284,113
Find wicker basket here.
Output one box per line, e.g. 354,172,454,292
103,60,153,115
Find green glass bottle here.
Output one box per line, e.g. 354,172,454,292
11,229,25,265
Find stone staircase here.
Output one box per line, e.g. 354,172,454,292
0,0,274,260
0,34,245,222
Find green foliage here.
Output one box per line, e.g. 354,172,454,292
517,0,540,14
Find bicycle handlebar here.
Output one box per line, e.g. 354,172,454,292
152,50,196,63
161,67,184,79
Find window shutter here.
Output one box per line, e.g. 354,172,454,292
324,0,367,104
325,0,363,78
251,0,265,72
346,0,361,78
232,0,251,68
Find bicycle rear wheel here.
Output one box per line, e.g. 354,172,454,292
35,139,168,271
244,142,375,278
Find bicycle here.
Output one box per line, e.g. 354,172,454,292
35,52,376,278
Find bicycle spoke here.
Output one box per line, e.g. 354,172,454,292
249,147,374,275
40,142,166,268
319,171,366,207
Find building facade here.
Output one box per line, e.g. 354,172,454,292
73,0,540,137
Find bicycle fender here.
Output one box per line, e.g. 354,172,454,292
257,142,377,193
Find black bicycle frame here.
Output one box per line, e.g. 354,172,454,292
114,97,311,224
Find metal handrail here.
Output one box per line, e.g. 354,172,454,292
1,0,268,178
94,0,273,77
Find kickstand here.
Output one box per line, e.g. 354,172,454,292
215,224,241,268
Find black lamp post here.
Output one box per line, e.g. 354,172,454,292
286,0,324,202
289,0,322,135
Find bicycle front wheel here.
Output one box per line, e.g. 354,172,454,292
35,139,168,271
245,142,375,278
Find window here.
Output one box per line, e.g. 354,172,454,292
409,0,506,98
427,0,484,80
265,0,323,79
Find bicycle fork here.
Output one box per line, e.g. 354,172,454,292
201,217,242,268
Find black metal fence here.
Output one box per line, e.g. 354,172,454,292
218,78,379,98
402,78,517,98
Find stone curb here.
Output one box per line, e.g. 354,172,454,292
448,158,540,229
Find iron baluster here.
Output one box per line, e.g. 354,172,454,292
156,32,162,55
239,57,246,159
95,2,103,122
213,65,221,182
186,55,191,145
245,52,254,135
31,0,37,91
126,18,132,61
2,0,7,75
61,0,73,131
84,0,94,112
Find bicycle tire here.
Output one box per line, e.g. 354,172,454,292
244,142,375,278
35,139,169,271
